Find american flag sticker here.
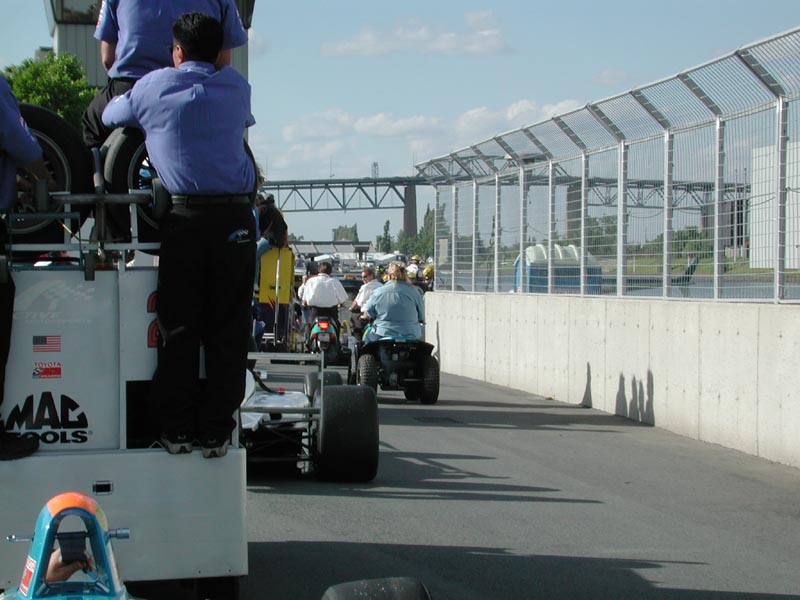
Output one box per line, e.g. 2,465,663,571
32,335,61,353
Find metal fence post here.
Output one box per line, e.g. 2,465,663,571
776,96,788,301
520,166,527,294
472,179,478,293
617,141,628,296
495,174,501,293
548,160,556,294
581,152,588,296
714,116,725,299
663,130,674,298
451,185,457,292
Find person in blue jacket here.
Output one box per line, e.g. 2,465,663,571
82,0,248,148
362,261,425,343
103,12,256,459
0,74,51,460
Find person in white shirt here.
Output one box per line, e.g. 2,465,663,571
302,262,348,327
349,267,382,339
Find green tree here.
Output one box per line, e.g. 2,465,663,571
376,220,393,253
4,52,93,129
396,205,435,258
333,224,359,241
288,233,304,242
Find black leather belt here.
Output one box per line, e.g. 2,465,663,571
171,194,251,207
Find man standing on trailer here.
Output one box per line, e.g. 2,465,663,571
82,0,248,148
103,12,256,458
0,75,51,460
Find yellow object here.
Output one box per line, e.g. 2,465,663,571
257,247,295,305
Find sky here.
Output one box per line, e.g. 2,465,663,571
2,0,800,241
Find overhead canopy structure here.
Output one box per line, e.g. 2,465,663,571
415,27,800,185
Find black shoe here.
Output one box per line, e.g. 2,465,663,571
0,432,39,460
159,433,193,454
200,434,229,459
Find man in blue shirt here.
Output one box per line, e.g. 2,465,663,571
0,75,49,460
363,262,425,341
103,13,256,458
82,0,248,148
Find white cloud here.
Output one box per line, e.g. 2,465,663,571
281,109,354,143
592,68,630,87
282,109,442,143
247,28,270,58
261,97,583,180
354,113,442,136
321,11,512,57
272,140,344,171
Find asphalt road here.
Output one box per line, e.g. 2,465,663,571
240,364,800,600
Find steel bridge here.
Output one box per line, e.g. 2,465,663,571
261,177,427,234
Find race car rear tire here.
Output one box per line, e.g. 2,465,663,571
419,355,440,405
357,353,379,393
304,370,343,401
316,385,378,482
194,575,240,600
322,577,432,600
102,126,160,246
10,104,91,244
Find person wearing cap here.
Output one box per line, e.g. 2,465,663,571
82,0,248,148
348,266,382,340
0,74,51,460
407,255,421,280
103,12,255,459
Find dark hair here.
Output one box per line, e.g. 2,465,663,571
173,12,224,63
318,262,333,275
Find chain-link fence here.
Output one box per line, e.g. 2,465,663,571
417,27,800,302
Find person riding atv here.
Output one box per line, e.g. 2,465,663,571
350,262,439,403
361,262,423,343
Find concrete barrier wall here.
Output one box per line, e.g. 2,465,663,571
424,292,800,469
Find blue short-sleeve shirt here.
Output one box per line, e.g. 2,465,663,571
102,62,255,195
95,0,248,79
364,281,425,339
0,76,42,211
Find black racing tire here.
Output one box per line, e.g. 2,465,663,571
322,577,431,600
419,355,440,405
357,353,379,393
403,386,420,402
194,576,240,600
102,131,258,249
102,126,160,246
303,370,343,401
316,385,378,482
10,104,91,243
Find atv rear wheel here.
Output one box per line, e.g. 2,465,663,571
419,355,440,404
403,386,420,401
357,353,379,393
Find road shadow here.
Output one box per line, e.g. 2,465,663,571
247,444,600,505
242,540,798,600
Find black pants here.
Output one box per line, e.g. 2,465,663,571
0,221,12,410
81,78,136,148
151,203,256,443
